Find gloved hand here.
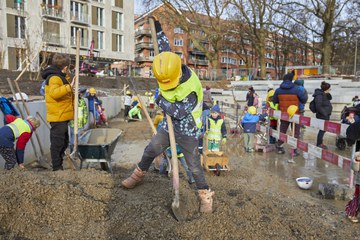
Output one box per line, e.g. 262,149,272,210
221,138,227,144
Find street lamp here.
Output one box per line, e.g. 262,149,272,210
354,37,358,76
226,48,229,79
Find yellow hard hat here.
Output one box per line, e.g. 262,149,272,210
148,92,152,96
248,106,257,115
137,104,142,108
89,88,96,94
145,91,149,96
152,52,181,90
133,97,138,101
126,90,131,95
267,90,275,98
287,105,298,118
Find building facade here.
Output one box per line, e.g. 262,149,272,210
134,3,321,80
0,0,134,71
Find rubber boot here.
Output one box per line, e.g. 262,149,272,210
198,189,215,213
121,166,146,189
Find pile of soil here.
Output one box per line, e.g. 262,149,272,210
0,119,358,239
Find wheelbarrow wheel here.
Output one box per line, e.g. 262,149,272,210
100,162,109,171
214,163,221,176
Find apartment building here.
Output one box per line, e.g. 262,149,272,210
0,0,134,71
134,3,321,80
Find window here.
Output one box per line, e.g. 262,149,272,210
96,31,104,49
70,26,87,47
265,53,274,59
221,57,235,64
175,52,183,59
174,27,183,34
15,16,25,39
116,12,122,30
239,59,245,65
112,34,123,52
97,7,103,26
149,50,155,57
70,1,88,23
113,0,123,8
174,39,183,46
266,63,273,68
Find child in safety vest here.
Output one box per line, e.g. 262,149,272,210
124,90,132,119
69,87,88,151
241,106,267,152
159,144,195,184
266,90,278,144
206,104,227,152
0,115,40,169
128,104,142,120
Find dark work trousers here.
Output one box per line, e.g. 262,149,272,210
276,120,300,146
50,121,69,171
124,105,131,118
317,130,326,146
0,146,17,170
138,129,209,190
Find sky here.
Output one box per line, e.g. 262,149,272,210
134,0,145,15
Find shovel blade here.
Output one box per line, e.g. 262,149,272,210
171,194,187,221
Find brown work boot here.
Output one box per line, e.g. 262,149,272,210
198,189,215,213
121,166,146,189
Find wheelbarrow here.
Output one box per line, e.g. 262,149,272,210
78,128,122,173
200,150,230,176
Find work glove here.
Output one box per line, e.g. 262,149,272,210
221,138,227,145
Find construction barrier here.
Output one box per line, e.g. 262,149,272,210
219,101,354,181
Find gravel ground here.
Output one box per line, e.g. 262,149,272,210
0,119,359,239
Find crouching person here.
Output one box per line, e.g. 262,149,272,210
121,52,214,213
0,114,40,169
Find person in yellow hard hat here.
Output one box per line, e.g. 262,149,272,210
128,104,142,121
241,106,267,152
121,51,214,214
84,87,100,126
124,90,133,119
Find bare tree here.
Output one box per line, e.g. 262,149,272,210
229,0,277,79
273,0,354,74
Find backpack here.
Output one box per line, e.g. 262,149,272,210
0,96,20,116
309,98,316,113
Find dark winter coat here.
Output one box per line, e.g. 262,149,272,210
272,80,308,113
313,88,332,120
246,91,255,106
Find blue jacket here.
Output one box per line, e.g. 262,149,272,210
84,92,100,112
241,112,266,133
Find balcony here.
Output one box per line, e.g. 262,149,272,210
41,5,64,20
42,32,63,46
135,42,154,50
6,0,24,11
135,56,154,62
70,36,89,49
70,11,89,25
189,49,206,56
135,29,151,37
194,59,208,65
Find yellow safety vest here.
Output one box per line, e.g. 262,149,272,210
207,118,223,141
160,70,203,128
7,118,31,139
268,101,278,120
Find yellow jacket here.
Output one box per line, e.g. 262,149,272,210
45,75,74,122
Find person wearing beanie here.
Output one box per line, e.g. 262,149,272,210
205,104,227,152
272,70,308,155
313,81,333,149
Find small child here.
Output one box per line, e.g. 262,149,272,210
124,90,132,119
343,111,360,125
206,104,227,152
128,104,142,120
85,88,100,124
153,109,164,131
241,106,267,152
69,87,88,151
159,144,195,184
346,153,360,223
266,90,278,144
